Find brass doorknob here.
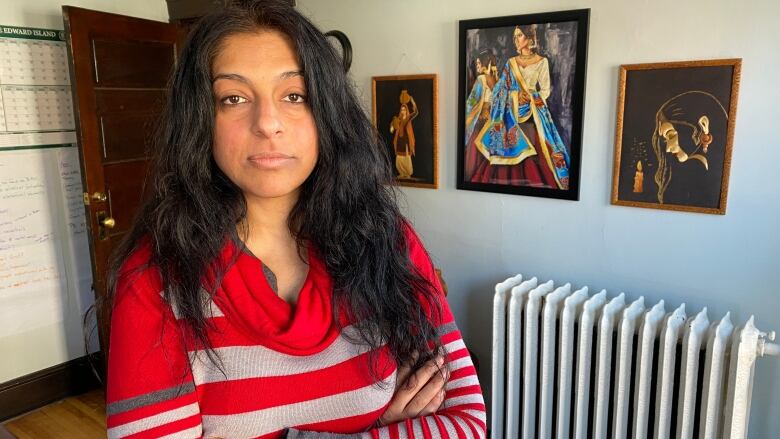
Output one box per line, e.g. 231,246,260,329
100,217,116,228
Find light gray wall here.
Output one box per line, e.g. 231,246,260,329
0,0,168,30
297,0,780,436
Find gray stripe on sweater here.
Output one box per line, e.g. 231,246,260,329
107,381,195,415
436,321,458,337
286,428,370,438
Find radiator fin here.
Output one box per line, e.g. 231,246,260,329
612,296,645,439
538,283,571,439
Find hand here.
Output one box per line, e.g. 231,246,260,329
377,355,449,427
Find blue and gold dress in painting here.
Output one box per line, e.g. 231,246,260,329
469,56,571,189
463,73,494,178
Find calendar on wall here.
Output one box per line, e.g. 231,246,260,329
0,25,75,149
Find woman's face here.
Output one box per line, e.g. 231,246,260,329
514,29,529,51
211,30,318,201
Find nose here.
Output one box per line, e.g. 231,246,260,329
251,96,283,138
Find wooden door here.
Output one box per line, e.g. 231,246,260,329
62,6,182,365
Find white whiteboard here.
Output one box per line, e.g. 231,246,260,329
0,147,92,337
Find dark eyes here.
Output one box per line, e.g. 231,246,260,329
283,93,307,104
219,93,307,106
222,95,248,105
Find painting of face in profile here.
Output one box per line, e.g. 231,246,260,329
611,59,741,214
371,74,438,189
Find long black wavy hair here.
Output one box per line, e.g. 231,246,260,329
98,0,443,382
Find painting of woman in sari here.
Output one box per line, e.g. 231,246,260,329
469,25,570,189
458,9,588,200
463,50,498,179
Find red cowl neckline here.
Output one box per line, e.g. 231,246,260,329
210,239,340,356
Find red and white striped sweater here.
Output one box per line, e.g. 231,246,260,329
106,227,486,438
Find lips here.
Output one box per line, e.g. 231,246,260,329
248,152,294,169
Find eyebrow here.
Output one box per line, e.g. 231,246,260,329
211,70,304,85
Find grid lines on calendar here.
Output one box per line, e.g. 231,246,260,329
0,25,76,149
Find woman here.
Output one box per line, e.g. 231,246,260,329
463,50,497,179
390,95,418,179
470,25,571,189
103,1,485,438
651,91,727,206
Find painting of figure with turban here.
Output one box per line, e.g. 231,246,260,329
372,74,438,189
458,9,589,200
611,59,741,214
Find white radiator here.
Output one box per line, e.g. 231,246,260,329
491,275,780,439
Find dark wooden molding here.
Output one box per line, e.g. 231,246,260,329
0,353,103,422
166,0,296,22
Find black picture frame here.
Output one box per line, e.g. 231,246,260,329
457,9,589,200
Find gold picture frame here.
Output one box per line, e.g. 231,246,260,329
371,74,439,189
611,59,741,215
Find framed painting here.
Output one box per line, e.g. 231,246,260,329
457,9,589,200
372,74,438,189
611,59,741,214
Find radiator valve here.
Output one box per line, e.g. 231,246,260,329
758,330,780,357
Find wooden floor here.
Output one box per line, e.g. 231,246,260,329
1,390,106,439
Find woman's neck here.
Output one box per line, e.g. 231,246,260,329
240,190,299,248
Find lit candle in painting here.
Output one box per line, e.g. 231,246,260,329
633,160,644,193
